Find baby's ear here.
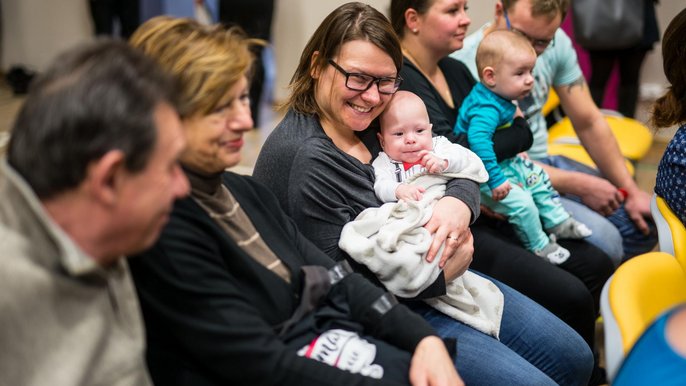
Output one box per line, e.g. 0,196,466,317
376,132,385,149
482,66,496,87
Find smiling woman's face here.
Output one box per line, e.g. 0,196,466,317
180,76,253,174
314,40,398,134
415,0,471,57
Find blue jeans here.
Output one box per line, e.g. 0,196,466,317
408,272,593,386
560,198,624,267
537,155,657,262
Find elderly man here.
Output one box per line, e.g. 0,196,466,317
0,40,189,385
452,0,657,265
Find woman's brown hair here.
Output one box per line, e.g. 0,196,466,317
651,7,686,128
284,2,402,116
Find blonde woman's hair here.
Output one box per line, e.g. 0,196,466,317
130,16,261,118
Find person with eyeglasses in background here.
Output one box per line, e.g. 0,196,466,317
451,0,657,268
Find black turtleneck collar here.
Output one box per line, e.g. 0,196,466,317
182,165,224,196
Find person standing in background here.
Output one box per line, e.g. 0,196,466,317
581,0,660,118
219,0,275,127
88,0,140,39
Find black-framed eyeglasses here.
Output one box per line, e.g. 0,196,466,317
503,8,555,51
327,59,403,95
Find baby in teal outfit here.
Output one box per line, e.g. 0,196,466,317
455,30,590,264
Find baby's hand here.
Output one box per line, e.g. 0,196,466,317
418,150,448,174
491,181,512,201
517,152,530,160
396,184,426,201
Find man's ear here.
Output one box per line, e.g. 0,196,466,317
482,67,497,87
84,150,126,206
495,1,505,21
310,51,321,79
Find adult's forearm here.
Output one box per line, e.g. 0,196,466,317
576,119,638,191
444,179,480,223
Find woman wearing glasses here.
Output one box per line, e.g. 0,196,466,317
254,2,592,385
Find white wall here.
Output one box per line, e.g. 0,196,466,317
1,0,93,71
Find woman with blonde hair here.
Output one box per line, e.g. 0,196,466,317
127,16,461,386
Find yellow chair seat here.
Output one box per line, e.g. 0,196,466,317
542,88,560,117
547,143,635,176
547,115,653,161
651,194,686,270
601,251,686,381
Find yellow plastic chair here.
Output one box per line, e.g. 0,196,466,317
542,88,560,117
547,115,653,161
601,251,686,381
546,143,635,176
651,194,686,269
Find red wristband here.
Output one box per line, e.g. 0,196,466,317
618,188,628,199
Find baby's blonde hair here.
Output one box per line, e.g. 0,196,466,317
475,30,535,81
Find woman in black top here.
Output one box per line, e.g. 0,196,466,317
389,0,614,374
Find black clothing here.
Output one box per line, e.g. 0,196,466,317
218,0,275,126
587,0,660,118
129,172,435,385
88,0,139,39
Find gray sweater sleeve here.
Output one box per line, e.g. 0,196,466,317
445,178,480,224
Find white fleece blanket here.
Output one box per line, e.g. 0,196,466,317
339,173,504,338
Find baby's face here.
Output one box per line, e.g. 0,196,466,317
378,106,433,163
491,49,536,100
